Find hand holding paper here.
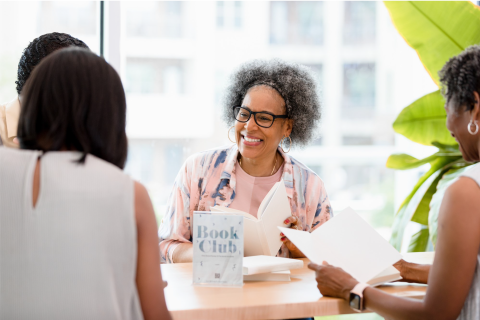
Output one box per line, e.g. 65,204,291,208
279,207,402,285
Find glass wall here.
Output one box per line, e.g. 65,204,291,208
119,1,438,240
0,1,438,240
0,1,99,102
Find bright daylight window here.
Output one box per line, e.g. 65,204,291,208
0,1,438,242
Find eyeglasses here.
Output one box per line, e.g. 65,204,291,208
233,106,288,128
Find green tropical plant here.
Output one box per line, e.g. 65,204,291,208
384,1,480,252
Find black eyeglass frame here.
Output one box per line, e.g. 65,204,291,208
232,106,288,128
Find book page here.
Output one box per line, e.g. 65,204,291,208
280,207,402,283
210,205,258,221
243,218,266,256
367,265,402,287
312,207,402,283
260,181,292,256
257,181,280,218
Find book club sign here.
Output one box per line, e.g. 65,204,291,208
193,211,244,287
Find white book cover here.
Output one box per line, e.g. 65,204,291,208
244,270,291,282
210,179,291,257
242,255,303,275
278,207,402,284
193,212,244,287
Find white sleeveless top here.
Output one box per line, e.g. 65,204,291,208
0,148,143,320
457,164,480,320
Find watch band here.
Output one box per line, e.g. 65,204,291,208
350,282,369,312
351,282,369,298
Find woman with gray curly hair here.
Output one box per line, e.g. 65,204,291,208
158,59,332,264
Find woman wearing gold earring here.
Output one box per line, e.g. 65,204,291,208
159,60,332,264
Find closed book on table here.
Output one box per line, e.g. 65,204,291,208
244,270,291,282
242,255,303,275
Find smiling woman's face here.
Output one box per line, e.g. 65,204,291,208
446,97,480,162
235,85,292,162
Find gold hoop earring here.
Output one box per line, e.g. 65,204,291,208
228,126,237,143
281,136,292,153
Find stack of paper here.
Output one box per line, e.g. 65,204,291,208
211,179,292,257
242,256,303,282
279,207,402,286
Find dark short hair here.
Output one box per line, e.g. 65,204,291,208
439,45,480,113
18,47,128,169
16,32,89,95
222,59,321,148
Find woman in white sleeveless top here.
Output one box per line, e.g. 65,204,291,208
307,46,480,319
0,48,171,320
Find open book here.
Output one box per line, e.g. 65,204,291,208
210,179,291,257
279,207,402,286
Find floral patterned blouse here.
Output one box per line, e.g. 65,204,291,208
158,144,333,263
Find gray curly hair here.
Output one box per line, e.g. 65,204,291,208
222,59,321,148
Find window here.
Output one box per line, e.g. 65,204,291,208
126,58,185,95
0,1,440,241
342,136,373,145
270,1,324,45
0,1,99,103
343,63,376,117
216,1,243,29
343,1,376,45
125,1,183,38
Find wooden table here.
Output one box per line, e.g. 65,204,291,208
161,255,430,320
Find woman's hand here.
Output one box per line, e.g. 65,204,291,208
308,261,359,301
280,216,305,257
393,259,430,284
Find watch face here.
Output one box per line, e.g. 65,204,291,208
349,293,361,311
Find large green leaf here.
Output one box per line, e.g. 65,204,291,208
408,227,430,252
393,91,456,146
390,156,457,250
428,164,472,246
410,165,455,225
390,169,438,250
384,1,480,85
397,156,455,212
387,153,436,170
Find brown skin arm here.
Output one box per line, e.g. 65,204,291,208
393,259,430,284
281,215,307,258
308,177,480,320
172,242,194,263
135,182,172,320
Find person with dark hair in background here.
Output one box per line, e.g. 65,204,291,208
0,32,88,148
308,45,480,320
0,48,171,320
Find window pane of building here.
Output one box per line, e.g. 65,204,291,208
343,1,376,45
0,1,99,103
270,1,324,45
343,63,376,117
125,1,183,38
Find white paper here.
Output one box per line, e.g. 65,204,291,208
279,207,402,283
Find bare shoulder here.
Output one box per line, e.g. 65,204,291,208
134,181,155,224
442,176,480,222
446,176,480,203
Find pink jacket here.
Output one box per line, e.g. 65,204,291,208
158,144,332,263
